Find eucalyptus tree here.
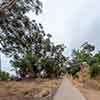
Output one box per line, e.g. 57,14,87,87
0,0,43,57
0,0,67,78
71,42,95,65
10,32,67,78
67,42,95,76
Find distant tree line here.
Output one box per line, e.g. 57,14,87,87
67,42,100,78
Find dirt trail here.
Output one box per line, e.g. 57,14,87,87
53,78,85,100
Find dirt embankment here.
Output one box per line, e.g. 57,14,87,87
73,79,100,100
0,79,62,100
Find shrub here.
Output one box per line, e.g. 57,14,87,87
0,70,10,80
67,66,80,76
89,64,100,78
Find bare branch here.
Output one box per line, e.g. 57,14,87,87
0,0,16,17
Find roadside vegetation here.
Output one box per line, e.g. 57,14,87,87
66,42,100,100
0,70,10,80
67,42,100,80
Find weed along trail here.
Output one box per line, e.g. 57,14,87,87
53,78,86,100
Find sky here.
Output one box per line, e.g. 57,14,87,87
1,0,100,74
31,0,100,54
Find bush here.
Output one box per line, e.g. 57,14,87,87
10,44,67,78
0,71,10,80
67,66,80,76
89,64,100,78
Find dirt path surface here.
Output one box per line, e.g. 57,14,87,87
79,87,100,100
53,78,86,100
72,78,100,100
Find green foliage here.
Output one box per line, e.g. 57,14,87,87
69,42,100,79
9,32,67,78
67,66,80,76
89,64,100,78
81,42,95,53
68,42,95,77
0,0,67,78
71,42,94,64
0,70,10,80
0,0,43,57
10,53,39,77
88,52,100,78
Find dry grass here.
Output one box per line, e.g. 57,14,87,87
0,78,62,100
69,75,100,100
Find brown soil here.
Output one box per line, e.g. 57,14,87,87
73,79,100,100
79,87,100,100
0,78,62,100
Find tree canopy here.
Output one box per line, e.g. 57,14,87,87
68,42,100,78
9,32,67,78
0,0,43,56
0,0,67,78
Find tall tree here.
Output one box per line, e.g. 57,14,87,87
10,32,67,78
67,42,95,76
0,0,67,78
0,0,43,56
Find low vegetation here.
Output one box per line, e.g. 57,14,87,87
0,79,62,100
0,70,10,80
